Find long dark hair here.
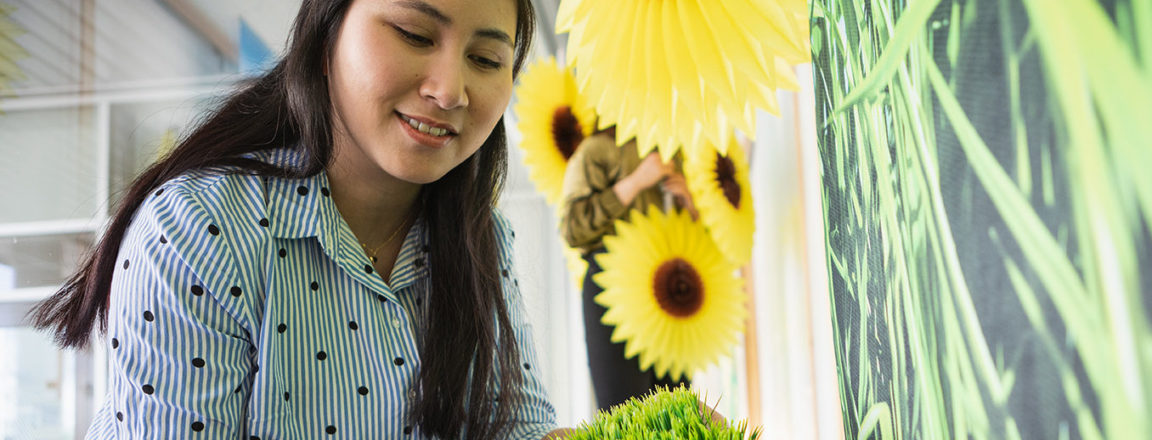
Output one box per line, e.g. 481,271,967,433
29,0,536,438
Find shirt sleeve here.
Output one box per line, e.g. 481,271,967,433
559,135,629,251
96,183,256,439
493,213,560,439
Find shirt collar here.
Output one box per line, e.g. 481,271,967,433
261,148,430,294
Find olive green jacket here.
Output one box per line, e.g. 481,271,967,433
559,133,665,254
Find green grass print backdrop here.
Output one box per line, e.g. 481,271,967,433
812,0,1152,438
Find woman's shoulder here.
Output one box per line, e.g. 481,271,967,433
151,168,268,227
136,151,289,265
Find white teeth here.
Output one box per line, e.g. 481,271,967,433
402,114,450,137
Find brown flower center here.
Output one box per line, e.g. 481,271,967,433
713,152,740,209
652,258,704,317
551,106,584,160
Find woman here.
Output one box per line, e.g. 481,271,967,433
559,128,696,411
30,0,566,438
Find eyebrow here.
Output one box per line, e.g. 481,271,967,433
395,0,514,47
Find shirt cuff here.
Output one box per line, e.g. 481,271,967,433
598,186,628,219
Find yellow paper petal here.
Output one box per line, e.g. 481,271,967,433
593,207,746,381
512,57,597,206
556,0,810,159
685,138,757,265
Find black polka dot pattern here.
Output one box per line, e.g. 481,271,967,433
100,176,542,436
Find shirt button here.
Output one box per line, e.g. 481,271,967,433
408,389,416,400
391,319,402,328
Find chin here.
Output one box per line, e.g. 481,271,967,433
387,166,452,185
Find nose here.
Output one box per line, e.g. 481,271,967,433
419,54,469,110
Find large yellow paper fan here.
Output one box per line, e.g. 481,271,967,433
556,0,810,161
593,206,746,381
685,138,755,266
513,57,597,206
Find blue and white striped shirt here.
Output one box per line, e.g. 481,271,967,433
85,149,558,439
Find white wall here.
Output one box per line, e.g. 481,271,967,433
751,64,844,439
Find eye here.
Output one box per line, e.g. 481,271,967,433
392,25,432,47
470,54,503,70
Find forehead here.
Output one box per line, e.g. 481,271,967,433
359,0,519,35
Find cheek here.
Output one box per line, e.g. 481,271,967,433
470,85,513,131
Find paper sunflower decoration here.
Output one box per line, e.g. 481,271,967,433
556,0,810,160
568,385,761,440
512,57,597,206
0,2,29,99
685,138,755,265
594,206,746,381
564,245,588,290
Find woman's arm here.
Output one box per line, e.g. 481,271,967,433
560,140,673,248
543,427,575,439
88,184,256,439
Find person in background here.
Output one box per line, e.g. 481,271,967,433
559,127,697,411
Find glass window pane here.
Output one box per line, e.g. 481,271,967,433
0,232,93,291
0,326,74,440
0,107,98,224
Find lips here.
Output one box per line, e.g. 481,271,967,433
397,112,457,137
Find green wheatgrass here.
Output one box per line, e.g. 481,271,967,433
567,386,761,440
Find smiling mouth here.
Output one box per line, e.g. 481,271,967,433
397,112,456,137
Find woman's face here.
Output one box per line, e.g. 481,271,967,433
327,0,518,185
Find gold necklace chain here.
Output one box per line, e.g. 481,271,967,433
360,214,412,263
